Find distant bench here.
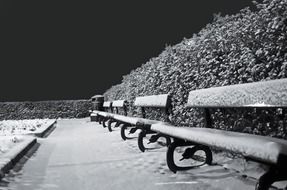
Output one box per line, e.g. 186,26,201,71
149,79,287,190
94,94,172,152
97,100,127,130
91,101,112,124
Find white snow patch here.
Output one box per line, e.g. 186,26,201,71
0,119,55,136
112,100,126,107
103,101,111,107
0,136,24,155
134,94,169,107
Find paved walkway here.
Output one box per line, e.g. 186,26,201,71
0,118,258,190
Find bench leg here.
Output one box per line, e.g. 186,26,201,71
128,127,140,134
108,119,116,132
121,125,145,141
256,166,287,190
138,133,171,153
98,116,102,124
165,136,172,146
99,116,105,125
147,133,171,146
120,124,129,140
108,120,121,132
166,139,213,173
138,130,147,152
102,118,108,128
114,121,121,128
137,130,158,152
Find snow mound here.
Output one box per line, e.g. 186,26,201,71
0,136,24,155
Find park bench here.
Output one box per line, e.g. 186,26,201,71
94,101,112,126
105,100,128,132
148,78,287,190
100,94,172,152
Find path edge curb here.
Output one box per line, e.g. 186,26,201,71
34,119,57,138
0,137,37,180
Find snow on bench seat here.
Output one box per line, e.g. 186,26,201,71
97,112,112,117
111,114,161,125
91,110,101,116
134,94,170,107
151,123,287,165
90,113,97,117
187,78,287,108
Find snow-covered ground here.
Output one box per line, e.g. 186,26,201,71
0,118,285,190
0,119,55,157
0,119,54,136
0,136,24,156
0,118,286,189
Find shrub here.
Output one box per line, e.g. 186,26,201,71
104,0,287,139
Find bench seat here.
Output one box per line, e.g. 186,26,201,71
90,112,97,117
97,111,112,117
111,114,161,126
90,111,107,117
151,123,287,165
91,110,101,115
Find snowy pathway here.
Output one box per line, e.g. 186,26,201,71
0,118,257,190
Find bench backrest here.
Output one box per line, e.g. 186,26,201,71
134,94,171,119
135,94,170,107
112,100,127,116
186,78,287,128
187,79,287,108
103,101,112,112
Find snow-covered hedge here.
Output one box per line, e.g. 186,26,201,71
104,0,287,139
0,100,92,120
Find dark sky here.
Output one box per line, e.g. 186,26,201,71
1,0,254,102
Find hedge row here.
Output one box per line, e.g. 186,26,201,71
0,100,92,120
103,0,287,139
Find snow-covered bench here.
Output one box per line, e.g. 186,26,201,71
150,79,287,190
102,94,172,152
105,100,128,131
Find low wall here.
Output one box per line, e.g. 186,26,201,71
0,100,92,120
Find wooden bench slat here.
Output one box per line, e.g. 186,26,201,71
151,123,287,165
187,78,287,108
134,94,170,107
